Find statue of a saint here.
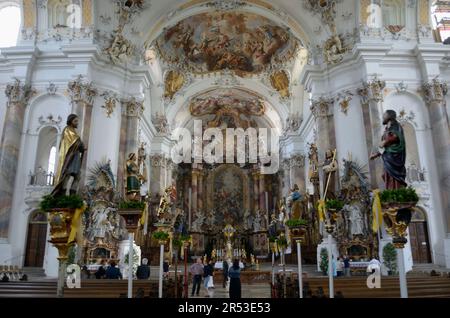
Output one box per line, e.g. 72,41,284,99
347,204,365,236
137,143,148,197
370,110,407,189
51,114,86,197
308,143,319,182
191,210,205,232
253,210,262,232
126,153,141,200
287,184,303,219
320,149,338,199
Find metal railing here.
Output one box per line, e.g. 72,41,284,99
28,170,55,186
406,165,426,184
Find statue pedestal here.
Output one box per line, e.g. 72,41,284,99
316,236,339,272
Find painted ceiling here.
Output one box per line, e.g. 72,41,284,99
189,88,265,117
155,11,299,75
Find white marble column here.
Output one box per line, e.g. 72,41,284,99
0,80,34,238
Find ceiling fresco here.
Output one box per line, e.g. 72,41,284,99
155,11,299,75
189,88,266,128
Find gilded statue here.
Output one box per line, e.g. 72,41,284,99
308,143,319,182
164,70,185,100
125,153,142,200
270,70,290,98
51,114,87,197
287,184,304,219
157,185,177,223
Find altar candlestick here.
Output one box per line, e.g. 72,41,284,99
188,187,192,230
265,192,269,213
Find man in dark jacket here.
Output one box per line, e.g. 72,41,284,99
106,262,122,279
222,259,229,288
136,258,150,280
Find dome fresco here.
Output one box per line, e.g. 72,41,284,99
155,11,299,75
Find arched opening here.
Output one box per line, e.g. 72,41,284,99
0,4,21,48
24,211,48,268
31,127,58,186
409,207,432,264
401,122,425,183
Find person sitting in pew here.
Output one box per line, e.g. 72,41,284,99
105,261,122,279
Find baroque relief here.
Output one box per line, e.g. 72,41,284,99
155,11,298,75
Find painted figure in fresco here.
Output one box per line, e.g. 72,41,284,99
370,110,407,189
51,114,86,197
287,184,303,219
126,153,141,200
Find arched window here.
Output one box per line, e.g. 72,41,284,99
0,5,21,48
47,146,57,175
382,0,406,27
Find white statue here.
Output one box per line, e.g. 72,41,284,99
347,204,365,236
253,210,262,232
191,210,205,232
91,206,114,239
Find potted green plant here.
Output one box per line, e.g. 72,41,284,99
383,243,397,276
40,194,85,259
152,231,170,245
319,248,328,275
285,218,308,242
379,188,419,248
276,234,288,250
118,200,146,210
39,194,84,211
325,199,344,211
380,187,419,209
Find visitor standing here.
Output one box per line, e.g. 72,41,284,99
228,259,241,299
189,258,204,297
343,255,351,277
222,259,229,288
203,260,214,297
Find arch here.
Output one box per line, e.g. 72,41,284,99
167,78,287,134
384,90,430,130
0,2,21,48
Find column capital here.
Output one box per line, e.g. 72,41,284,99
422,79,448,104
357,78,386,103
5,78,35,107
67,75,97,106
289,154,306,168
121,97,144,117
310,97,334,119
151,112,170,135
150,154,166,167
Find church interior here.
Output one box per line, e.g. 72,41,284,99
0,0,450,299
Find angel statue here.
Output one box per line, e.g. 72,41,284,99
157,185,176,223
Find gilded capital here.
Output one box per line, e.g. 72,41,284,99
150,154,166,167
290,154,306,168
422,79,448,104
5,79,35,107
67,75,98,106
357,78,386,103
310,97,334,119
122,97,144,117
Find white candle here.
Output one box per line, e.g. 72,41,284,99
188,187,192,229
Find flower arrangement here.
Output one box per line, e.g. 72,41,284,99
152,231,169,241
